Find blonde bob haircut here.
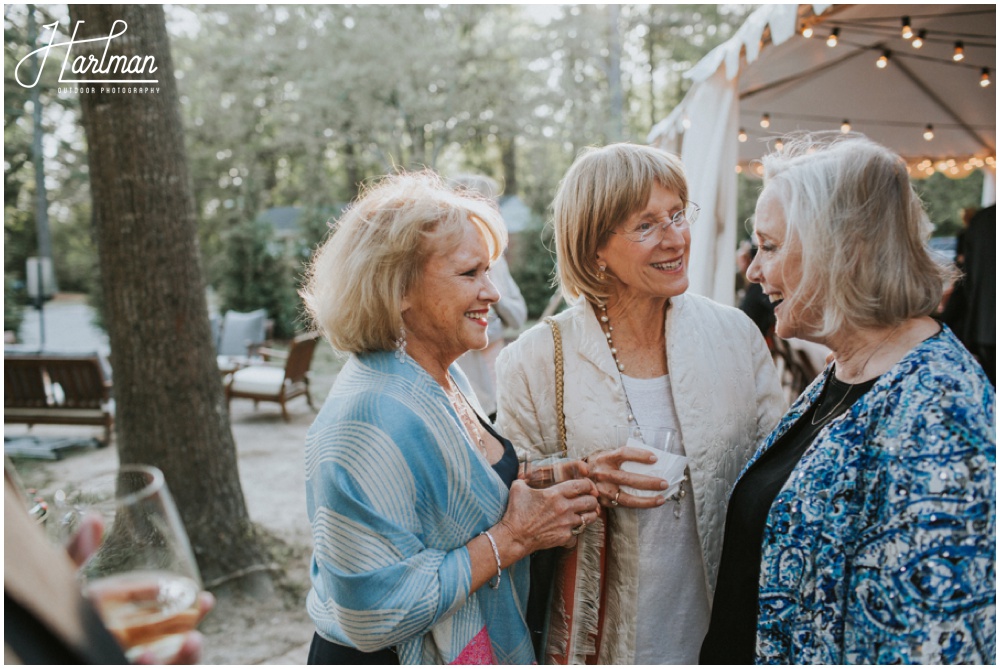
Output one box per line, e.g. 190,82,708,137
301,171,507,354
760,132,949,338
553,143,688,304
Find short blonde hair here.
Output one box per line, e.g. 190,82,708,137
760,133,949,337
553,143,688,304
301,171,507,353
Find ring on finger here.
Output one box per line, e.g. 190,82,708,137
610,490,621,507
571,517,587,535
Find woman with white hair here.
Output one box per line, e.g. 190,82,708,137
300,171,599,664
701,134,995,664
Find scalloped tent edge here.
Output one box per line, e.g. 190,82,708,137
648,4,996,306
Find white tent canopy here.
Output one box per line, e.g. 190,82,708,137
649,4,996,305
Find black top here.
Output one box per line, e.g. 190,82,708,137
306,418,517,665
700,370,878,665
481,416,518,488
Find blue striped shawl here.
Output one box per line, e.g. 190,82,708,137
305,350,534,664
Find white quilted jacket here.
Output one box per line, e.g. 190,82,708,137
495,294,785,663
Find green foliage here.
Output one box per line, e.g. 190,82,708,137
50,208,98,293
4,273,26,335
912,171,985,236
216,217,301,339
509,225,559,319
5,7,93,292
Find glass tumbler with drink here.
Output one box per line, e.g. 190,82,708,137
75,465,204,663
616,426,686,499
520,444,588,490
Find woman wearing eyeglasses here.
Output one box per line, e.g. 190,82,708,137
495,143,785,663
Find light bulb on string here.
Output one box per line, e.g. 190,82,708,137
827,28,839,47
760,113,771,129
953,41,965,61
911,30,926,49
981,69,991,88
738,128,748,143
876,51,890,69
802,24,814,38
923,124,934,141
840,120,851,133
901,17,913,39
775,138,784,151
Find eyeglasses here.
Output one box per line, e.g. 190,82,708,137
617,203,700,244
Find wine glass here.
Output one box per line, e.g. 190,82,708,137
75,465,204,663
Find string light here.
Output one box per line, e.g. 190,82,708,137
827,28,839,47
802,24,814,38
923,124,934,141
981,68,991,88
911,30,926,48
760,113,771,129
876,50,890,69
840,120,851,133
738,128,748,142
735,165,743,174
901,17,913,39
775,138,784,151
953,41,965,61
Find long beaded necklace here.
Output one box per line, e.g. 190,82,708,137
444,376,488,457
599,303,687,509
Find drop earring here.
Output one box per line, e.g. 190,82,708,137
596,263,607,282
394,327,407,360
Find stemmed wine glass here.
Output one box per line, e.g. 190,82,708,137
74,465,204,663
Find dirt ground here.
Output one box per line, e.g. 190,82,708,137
7,396,325,665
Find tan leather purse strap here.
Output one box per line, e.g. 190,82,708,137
543,317,567,456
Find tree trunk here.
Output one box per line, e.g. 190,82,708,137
71,5,271,595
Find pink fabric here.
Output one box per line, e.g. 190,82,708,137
450,626,496,665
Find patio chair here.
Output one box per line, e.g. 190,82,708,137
225,331,320,421
217,309,269,358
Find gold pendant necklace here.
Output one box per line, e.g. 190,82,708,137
445,378,487,456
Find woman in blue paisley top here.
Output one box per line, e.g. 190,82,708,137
701,134,995,664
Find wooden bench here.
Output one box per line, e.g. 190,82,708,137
4,354,114,444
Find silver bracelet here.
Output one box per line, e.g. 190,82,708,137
480,530,501,590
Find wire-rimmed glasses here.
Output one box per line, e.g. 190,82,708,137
617,203,700,244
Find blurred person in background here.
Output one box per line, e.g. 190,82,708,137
941,204,996,385
450,174,527,420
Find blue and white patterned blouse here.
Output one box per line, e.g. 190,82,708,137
747,325,995,664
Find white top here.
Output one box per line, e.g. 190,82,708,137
495,296,786,663
622,373,711,665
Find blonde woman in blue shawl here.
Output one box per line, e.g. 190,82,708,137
300,171,600,665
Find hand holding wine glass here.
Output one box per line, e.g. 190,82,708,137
74,465,211,664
